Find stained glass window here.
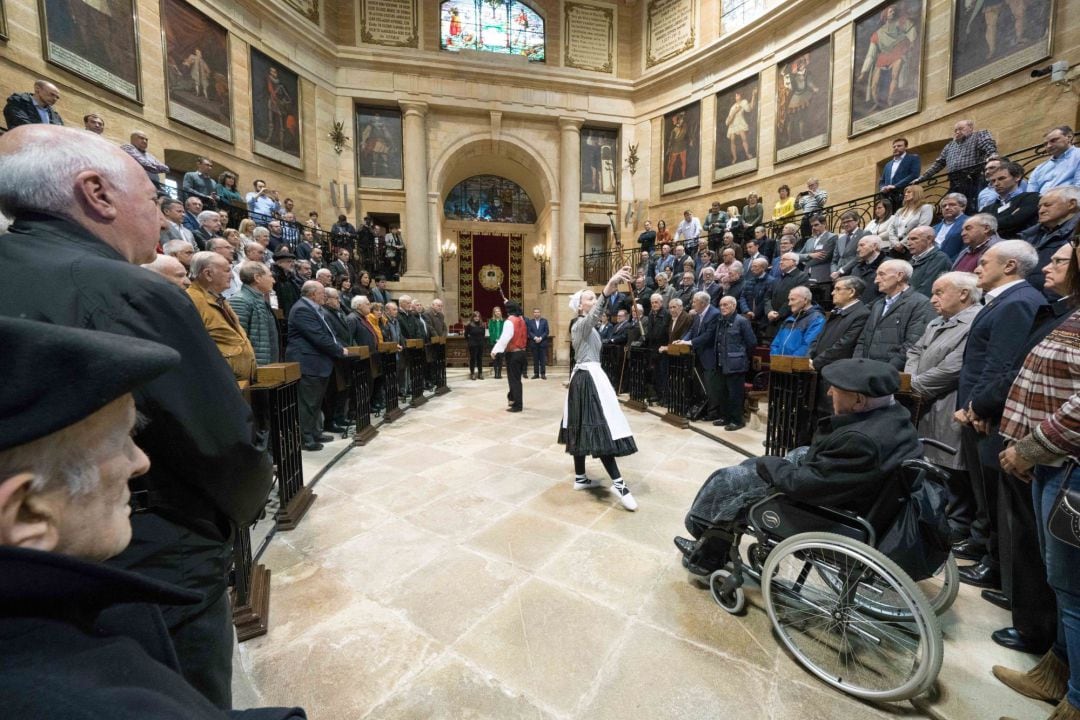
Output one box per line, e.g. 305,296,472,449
721,0,767,35
444,175,538,224
440,0,545,62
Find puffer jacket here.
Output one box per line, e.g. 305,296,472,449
770,304,825,357
228,283,279,366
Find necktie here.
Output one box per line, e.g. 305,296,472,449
882,296,895,317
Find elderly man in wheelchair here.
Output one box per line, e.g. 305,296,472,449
674,358,959,702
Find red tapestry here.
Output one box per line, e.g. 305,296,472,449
457,232,523,321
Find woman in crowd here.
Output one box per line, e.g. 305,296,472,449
238,217,257,245
487,306,505,379
656,219,672,248
215,171,244,207
724,205,745,237
741,193,764,238
368,302,385,342
994,238,1080,720
334,275,354,308
465,310,487,380
893,184,934,241
561,266,638,511
866,197,899,249
356,270,374,298
773,184,796,220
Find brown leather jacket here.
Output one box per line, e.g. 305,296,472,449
187,283,256,382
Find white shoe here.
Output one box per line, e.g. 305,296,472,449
573,477,597,490
611,483,638,511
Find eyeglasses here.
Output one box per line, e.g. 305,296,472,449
1049,257,1072,266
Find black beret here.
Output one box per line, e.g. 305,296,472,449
0,317,180,452
820,358,900,397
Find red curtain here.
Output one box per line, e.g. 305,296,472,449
458,232,523,320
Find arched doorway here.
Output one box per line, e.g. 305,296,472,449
429,134,556,326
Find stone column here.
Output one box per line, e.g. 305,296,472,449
557,116,584,286
400,100,434,288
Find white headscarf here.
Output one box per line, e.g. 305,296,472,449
568,290,584,312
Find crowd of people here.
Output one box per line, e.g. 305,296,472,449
5,74,1080,719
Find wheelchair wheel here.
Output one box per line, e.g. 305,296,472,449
761,532,943,702
814,552,960,620
709,569,746,614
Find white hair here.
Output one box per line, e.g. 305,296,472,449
0,126,134,221
1044,185,1080,205
351,295,370,311
859,235,883,250
940,192,969,209
693,291,711,305
162,239,192,257
782,252,800,262
789,286,812,301
315,268,332,280
880,258,914,280
301,280,323,297
992,239,1040,277
252,226,270,239
142,254,184,276
935,271,983,303
189,251,220,278
197,210,219,226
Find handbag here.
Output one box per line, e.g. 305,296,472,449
1048,463,1080,550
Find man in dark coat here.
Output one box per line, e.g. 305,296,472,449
878,137,921,210
906,226,953,298
0,317,304,720
1019,187,1080,298
984,161,1041,239
674,292,721,421
714,295,757,431
764,251,810,332
0,125,272,709
287,281,347,450
853,259,935,370
739,257,773,338
849,236,887,305
952,241,1045,596
675,358,922,573
2,80,63,128
809,277,871,418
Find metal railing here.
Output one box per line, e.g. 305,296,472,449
583,138,1059,282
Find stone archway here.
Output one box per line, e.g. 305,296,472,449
429,133,558,325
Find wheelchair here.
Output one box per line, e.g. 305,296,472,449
683,439,959,702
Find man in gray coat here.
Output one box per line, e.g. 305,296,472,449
905,271,982,541
853,258,935,369
906,226,953,297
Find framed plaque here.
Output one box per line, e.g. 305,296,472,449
38,0,142,102
161,0,232,142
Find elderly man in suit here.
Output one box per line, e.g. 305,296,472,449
879,137,921,210
853,259,935,369
673,291,721,421
809,276,871,418
831,210,869,278
286,281,348,451
1019,185,1080,298
765,251,810,331
527,307,550,379
905,271,982,543
713,295,756,431
952,241,1044,594
934,193,969,260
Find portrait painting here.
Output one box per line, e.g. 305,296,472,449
949,0,1053,97
850,0,924,136
355,106,403,190
661,101,700,195
580,127,618,204
774,36,832,163
161,0,231,142
38,0,141,102
713,74,759,182
250,48,302,168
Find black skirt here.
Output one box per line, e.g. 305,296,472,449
557,370,637,458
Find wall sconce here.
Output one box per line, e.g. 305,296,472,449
626,143,639,176
439,238,458,288
328,120,349,154
533,243,549,293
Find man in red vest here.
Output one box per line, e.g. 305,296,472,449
491,301,528,412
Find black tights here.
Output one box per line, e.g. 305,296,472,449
573,454,621,479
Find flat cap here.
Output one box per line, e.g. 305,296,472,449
820,358,899,397
273,247,296,260
0,317,180,452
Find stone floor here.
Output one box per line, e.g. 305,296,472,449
234,367,1051,720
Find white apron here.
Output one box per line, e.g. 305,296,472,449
561,361,633,441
